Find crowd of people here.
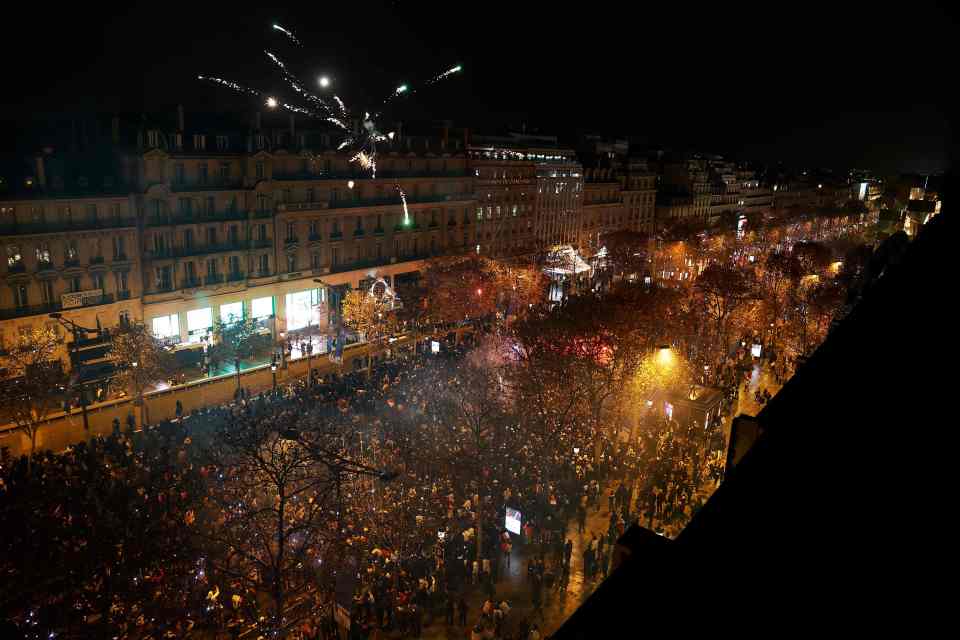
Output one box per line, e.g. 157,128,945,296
1,332,740,640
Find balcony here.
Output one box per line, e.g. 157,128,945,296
0,293,116,321
353,229,365,237
0,217,137,236
284,238,299,247
308,233,323,242
327,252,433,275
329,192,476,210
63,259,81,268
147,209,247,227
204,274,224,286
373,227,385,236
181,277,201,289
329,231,343,241
273,168,471,181
117,290,131,300
145,242,247,260
226,271,245,283
251,239,273,249
89,256,105,265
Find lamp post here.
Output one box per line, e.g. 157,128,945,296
271,357,278,393
49,312,98,433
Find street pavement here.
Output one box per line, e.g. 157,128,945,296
735,361,782,418
415,490,620,639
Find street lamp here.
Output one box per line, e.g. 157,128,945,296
49,312,100,432
271,357,278,393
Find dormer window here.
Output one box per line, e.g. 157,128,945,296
147,130,159,148
194,134,206,151
173,133,183,151
216,135,229,151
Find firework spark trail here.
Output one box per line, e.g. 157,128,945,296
272,23,301,46
396,185,410,225
202,24,463,178
197,76,260,97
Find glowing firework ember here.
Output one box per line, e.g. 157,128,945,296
199,22,463,179
272,23,301,46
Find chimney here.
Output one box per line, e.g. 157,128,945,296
112,115,120,144
177,104,185,132
34,155,47,188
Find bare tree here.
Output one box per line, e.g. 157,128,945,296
108,322,173,429
0,326,67,470
198,416,337,634
208,317,273,389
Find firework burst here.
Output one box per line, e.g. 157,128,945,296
200,23,463,180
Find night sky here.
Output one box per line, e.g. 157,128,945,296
3,1,954,173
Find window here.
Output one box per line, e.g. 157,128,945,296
311,252,321,269
40,280,54,304
258,254,269,274
92,274,105,291
229,225,239,245
284,289,322,330
186,307,213,343
174,163,185,184
206,227,217,245
220,301,243,325
152,313,180,340
194,134,206,151
255,162,264,179
216,135,228,151
309,220,319,238
251,296,274,319
287,253,297,272
228,255,240,275
331,247,340,266
31,206,44,224
36,242,51,267
112,236,125,259
147,130,159,148
206,196,215,214
477,207,483,221
86,204,98,221
184,262,196,283
69,277,82,293
65,240,79,263
286,222,296,241
118,310,131,326
206,259,218,277
307,187,315,203
13,284,28,307
198,163,208,185
178,198,192,215
256,224,267,242
219,162,230,181
183,228,193,249
117,271,128,293
257,194,269,213
91,237,103,260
